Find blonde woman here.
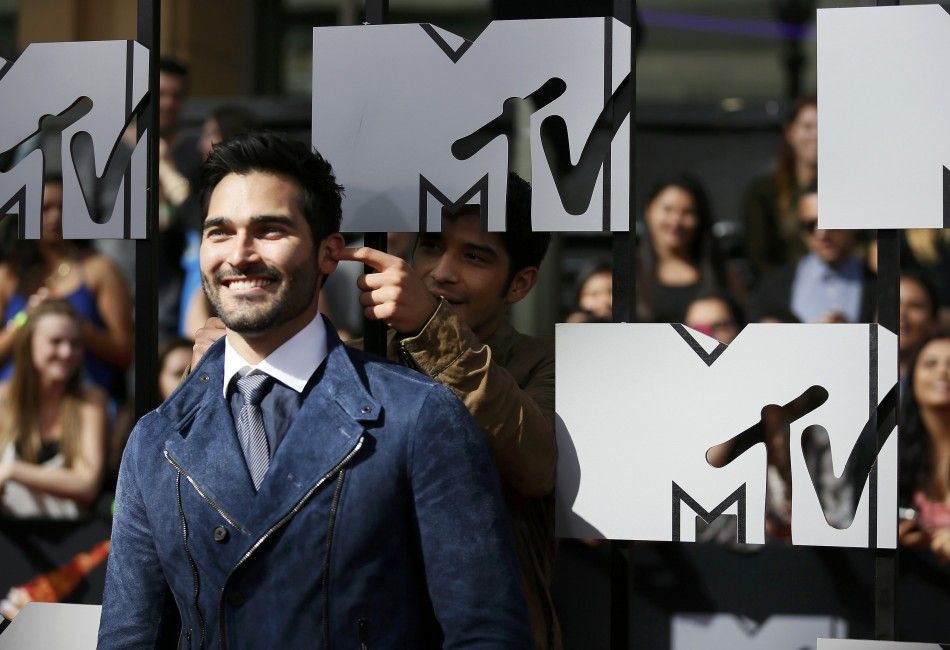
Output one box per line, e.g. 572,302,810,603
0,300,106,518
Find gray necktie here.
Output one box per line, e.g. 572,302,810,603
235,373,273,490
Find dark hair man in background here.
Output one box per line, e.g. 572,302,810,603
99,133,530,648
334,175,559,649
750,183,875,324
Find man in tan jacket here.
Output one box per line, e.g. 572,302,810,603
192,176,558,648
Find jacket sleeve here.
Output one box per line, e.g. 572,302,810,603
396,300,556,498
98,424,177,649
409,385,532,649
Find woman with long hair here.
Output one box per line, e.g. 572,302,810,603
0,300,107,518
0,179,133,401
742,96,818,278
898,330,950,562
638,174,727,323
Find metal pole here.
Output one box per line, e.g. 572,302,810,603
134,0,160,419
873,2,899,640
361,0,389,357
611,2,635,649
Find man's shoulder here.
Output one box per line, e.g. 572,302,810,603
343,343,442,390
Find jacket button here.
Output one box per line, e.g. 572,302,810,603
199,373,210,383
360,405,371,414
227,591,244,607
213,526,229,543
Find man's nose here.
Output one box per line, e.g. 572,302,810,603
430,255,459,284
226,232,261,268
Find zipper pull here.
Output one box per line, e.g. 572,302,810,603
357,617,369,649
397,343,418,370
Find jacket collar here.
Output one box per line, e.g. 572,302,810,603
162,318,381,536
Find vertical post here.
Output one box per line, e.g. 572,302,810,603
875,227,899,641
135,0,160,419
874,3,899,640
362,0,389,357
611,2,635,649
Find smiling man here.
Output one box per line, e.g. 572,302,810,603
334,175,559,649
98,133,530,648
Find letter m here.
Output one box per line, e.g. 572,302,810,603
672,481,747,544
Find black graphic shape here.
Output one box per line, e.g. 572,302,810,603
0,97,93,235
672,323,728,367
419,24,473,63
672,482,746,543
943,165,950,228
706,386,829,469
539,73,631,215
0,187,26,237
419,174,488,232
0,88,148,237
800,383,899,529
706,386,828,538
452,77,567,162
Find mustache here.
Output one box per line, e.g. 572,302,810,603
214,264,283,283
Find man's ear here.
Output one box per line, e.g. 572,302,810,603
318,233,345,276
505,266,539,305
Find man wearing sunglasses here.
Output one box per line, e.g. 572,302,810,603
750,183,875,324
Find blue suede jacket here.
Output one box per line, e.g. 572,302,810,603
98,325,530,649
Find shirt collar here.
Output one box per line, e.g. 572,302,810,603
222,314,328,397
800,252,862,280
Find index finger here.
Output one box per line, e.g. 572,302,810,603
334,246,403,272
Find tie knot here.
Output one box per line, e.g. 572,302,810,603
235,373,272,406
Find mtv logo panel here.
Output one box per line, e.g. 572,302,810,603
0,41,149,240
556,324,898,549
818,5,950,229
313,18,630,232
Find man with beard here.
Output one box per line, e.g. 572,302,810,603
98,133,530,648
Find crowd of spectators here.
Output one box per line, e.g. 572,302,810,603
0,57,948,634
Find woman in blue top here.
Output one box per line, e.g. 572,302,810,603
0,178,132,400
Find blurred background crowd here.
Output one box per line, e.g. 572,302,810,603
0,0,948,646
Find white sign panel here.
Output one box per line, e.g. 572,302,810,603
313,18,630,232
0,603,101,649
0,41,149,239
818,641,948,650
673,614,847,650
556,324,898,549
818,5,950,229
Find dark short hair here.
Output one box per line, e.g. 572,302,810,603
159,57,189,79
200,132,344,246
442,174,551,281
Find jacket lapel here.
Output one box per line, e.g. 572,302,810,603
162,339,258,529
243,326,381,536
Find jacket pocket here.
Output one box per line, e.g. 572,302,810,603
357,617,369,649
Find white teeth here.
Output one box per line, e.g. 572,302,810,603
227,279,273,290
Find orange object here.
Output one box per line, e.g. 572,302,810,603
16,540,110,604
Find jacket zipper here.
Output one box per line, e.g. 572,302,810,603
164,450,248,533
217,437,364,648
357,617,369,649
397,343,420,371
322,469,348,648
176,473,206,648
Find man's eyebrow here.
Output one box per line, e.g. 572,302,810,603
203,215,297,230
467,242,499,258
249,214,296,226
203,216,230,230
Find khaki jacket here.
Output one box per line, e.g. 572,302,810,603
386,300,560,650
